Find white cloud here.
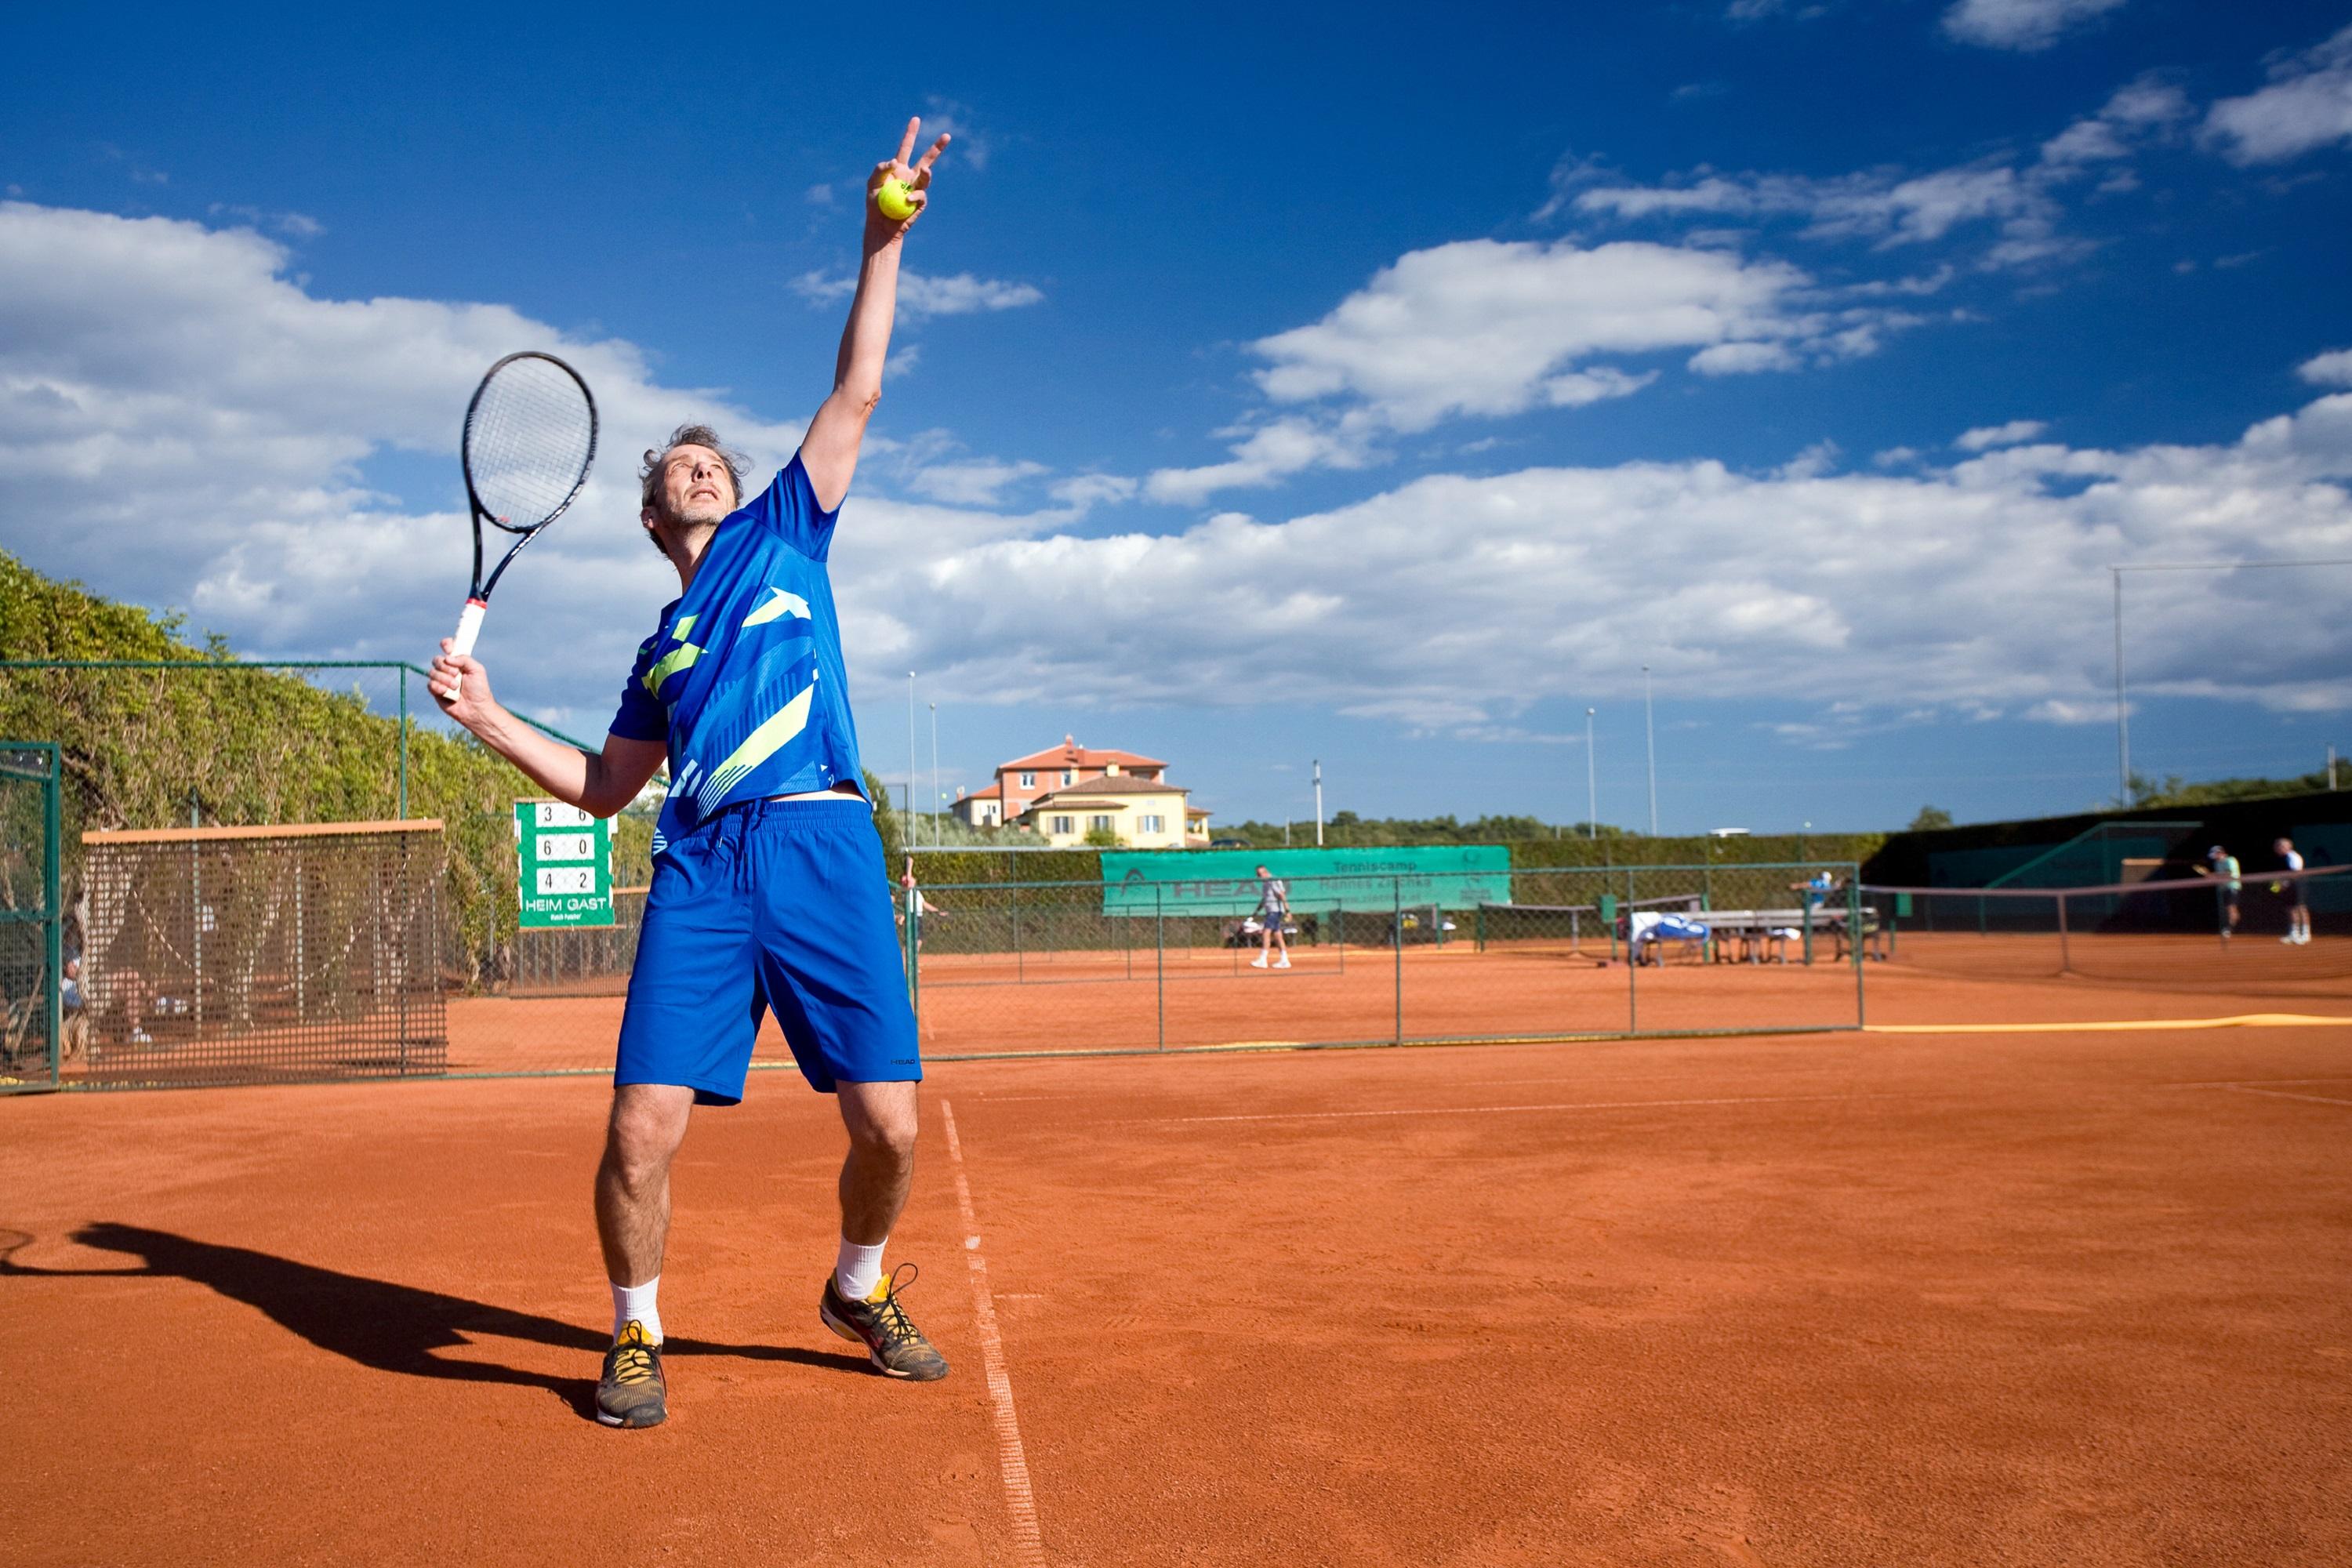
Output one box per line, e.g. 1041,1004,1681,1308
1577,72,2188,276
1690,341,1800,375
904,457,1049,506
2041,75,2190,166
1142,236,1917,500
6,198,2351,748
2202,24,2352,165
790,268,1044,318
2299,348,2352,387
920,97,991,172
1246,239,1818,432
1941,0,2128,53
1955,419,2048,449
1145,418,1376,504
850,392,2352,727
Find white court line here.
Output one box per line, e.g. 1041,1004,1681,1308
1120,1089,1912,1127
2215,1083,2352,1109
940,1100,1047,1568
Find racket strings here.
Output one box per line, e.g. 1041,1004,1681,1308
466,357,596,530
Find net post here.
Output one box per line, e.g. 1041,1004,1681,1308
2056,889,2070,974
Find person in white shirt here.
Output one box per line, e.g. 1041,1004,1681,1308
1250,866,1291,970
2274,837,2312,946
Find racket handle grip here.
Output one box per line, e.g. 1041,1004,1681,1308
439,598,487,701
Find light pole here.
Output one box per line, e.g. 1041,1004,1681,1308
1585,707,1597,840
928,701,939,848
1642,666,1658,837
2110,557,2352,810
906,672,917,830
1313,759,1323,847
1801,820,1811,865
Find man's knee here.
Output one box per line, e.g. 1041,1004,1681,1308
604,1084,692,1185
841,1083,920,1166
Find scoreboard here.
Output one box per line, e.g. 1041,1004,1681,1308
514,800,615,929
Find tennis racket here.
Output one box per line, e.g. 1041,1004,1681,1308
437,351,598,701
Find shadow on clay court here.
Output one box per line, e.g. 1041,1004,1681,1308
0,1224,871,1420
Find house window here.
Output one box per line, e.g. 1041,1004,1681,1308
1062,769,1075,786
1090,815,1115,833
1139,814,1163,833
1051,815,1074,835
1018,771,1034,789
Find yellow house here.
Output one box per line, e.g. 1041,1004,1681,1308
953,735,1211,847
1016,777,1198,849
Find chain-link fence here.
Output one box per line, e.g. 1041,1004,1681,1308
1,744,64,1089
905,864,1868,1055
1867,865,2352,993
68,821,446,1088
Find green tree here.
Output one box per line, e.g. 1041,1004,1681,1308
1081,824,1122,848
1907,805,1955,831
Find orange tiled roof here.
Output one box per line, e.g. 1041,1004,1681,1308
997,734,1167,773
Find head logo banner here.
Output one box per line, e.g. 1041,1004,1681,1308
1099,846,1509,916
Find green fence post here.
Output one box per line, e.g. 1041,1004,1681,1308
1155,884,1165,1051
1392,877,1403,1046
397,666,409,821
1850,866,1866,1028
1624,866,1639,1032
43,745,63,1087
1802,875,1814,967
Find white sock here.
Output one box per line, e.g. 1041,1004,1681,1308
836,1236,887,1301
612,1276,662,1343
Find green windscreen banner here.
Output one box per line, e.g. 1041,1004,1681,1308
1099,846,1510,916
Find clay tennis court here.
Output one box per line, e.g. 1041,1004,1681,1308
8,960,2351,1566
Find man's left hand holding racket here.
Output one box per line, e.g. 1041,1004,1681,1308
428,351,598,724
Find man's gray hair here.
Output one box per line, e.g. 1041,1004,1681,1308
639,424,750,551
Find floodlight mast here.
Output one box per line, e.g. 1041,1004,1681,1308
1585,708,1597,840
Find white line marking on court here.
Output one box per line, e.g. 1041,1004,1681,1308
941,1099,1047,1568
1120,1089,1911,1127
2215,1084,2352,1109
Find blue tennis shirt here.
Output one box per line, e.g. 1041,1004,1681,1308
609,453,866,838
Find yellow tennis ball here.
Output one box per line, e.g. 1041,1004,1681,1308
2269,880,2285,895
873,178,918,221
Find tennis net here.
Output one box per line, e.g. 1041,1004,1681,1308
1863,863,2352,993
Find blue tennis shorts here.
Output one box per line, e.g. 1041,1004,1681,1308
615,800,920,1105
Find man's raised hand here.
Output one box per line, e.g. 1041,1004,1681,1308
866,116,951,241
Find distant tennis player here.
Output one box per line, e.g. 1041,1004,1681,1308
2274,837,2312,946
2200,845,2241,939
429,119,953,1429
1250,865,1291,969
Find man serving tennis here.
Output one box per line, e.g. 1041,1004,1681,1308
428,119,951,1428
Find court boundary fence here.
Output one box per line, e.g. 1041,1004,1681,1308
1,743,64,1091
902,862,1870,1054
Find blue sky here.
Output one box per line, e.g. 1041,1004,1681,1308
5,0,2350,833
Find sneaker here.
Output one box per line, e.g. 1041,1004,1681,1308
1274,957,1291,969
595,1320,667,1428
127,1027,154,1046
819,1264,949,1381
1249,956,1269,968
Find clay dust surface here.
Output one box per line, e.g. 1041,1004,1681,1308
7,1012,2351,1565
